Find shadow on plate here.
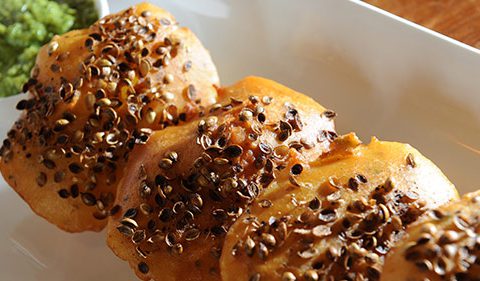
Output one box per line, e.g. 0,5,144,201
0,186,135,281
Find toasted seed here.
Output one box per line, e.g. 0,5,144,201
247,95,259,104
297,247,317,259
277,131,289,142
55,119,69,130
258,242,268,259
159,158,173,169
326,246,339,260
308,197,321,210
185,228,201,241
16,99,27,110
211,209,227,221
69,163,83,174
259,142,272,154
98,98,111,107
164,185,173,194
139,203,152,215
279,120,293,132
139,182,152,198
431,209,446,220
416,233,432,245
165,232,176,247
173,243,183,255
139,59,151,77
439,230,460,244
261,233,276,247
138,262,149,274
262,96,272,104
58,189,70,198
183,60,192,72
96,200,105,211
224,145,243,158
443,244,457,258
186,84,196,100
70,184,79,198
348,177,359,191
322,110,337,119
452,215,469,231
141,10,152,17
205,116,218,128
326,191,341,202
124,208,138,219
54,171,65,183
245,236,256,256
282,272,296,281
319,209,337,222
121,217,139,229
239,109,253,121
132,230,146,244
85,38,94,49
145,109,156,124
406,153,417,168
312,225,332,237
366,266,381,280
274,145,289,158
81,193,96,206
161,91,175,102
405,190,419,201
36,172,47,187
257,112,266,123
259,199,272,208
43,159,56,169
420,222,437,234
191,193,203,207
249,273,261,281
304,270,319,281
221,178,238,192
326,177,340,190
291,164,303,175
289,175,301,187
97,58,112,67
48,41,59,55
50,64,61,72
415,259,433,272
85,93,96,109
135,246,147,259
117,224,134,236
166,151,178,162
379,204,390,221
356,174,368,183
164,73,174,84
159,208,173,222
214,157,229,165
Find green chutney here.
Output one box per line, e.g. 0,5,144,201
0,0,98,97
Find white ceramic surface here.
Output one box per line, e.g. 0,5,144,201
0,0,479,280
95,0,110,18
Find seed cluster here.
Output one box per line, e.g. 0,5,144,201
234,176,427,281
115,95,337,275
402,194,480,280
0,7,206,221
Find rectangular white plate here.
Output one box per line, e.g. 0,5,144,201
0,0,479,280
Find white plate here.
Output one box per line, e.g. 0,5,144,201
1,0,479,280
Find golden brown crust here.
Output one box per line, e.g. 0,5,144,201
0,3,219,232
106,76,336,281
220,134,458,281
382,191,480,281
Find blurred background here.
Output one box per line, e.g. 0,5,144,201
366,0,480,48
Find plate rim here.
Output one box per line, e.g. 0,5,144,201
350,0,480,56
